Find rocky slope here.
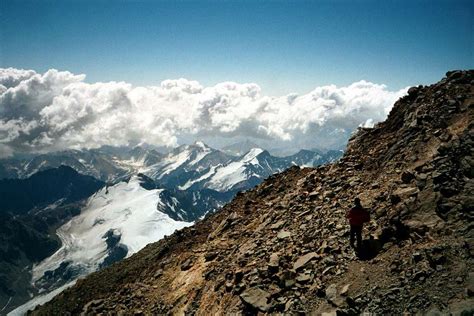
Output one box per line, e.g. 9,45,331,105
31,71,473,315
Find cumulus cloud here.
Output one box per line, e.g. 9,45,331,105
0,67,407,157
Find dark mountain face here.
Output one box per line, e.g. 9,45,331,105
0,166,104,314
158,188,235,222
0,212,61,313
0,165,105,215
30,71,473,315
0,201,87,314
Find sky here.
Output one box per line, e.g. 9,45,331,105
0,0,472,157
2,0,472,95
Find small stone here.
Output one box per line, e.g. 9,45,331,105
340,284,350,296
277,230,292,239
417,173,428,180
296,273,311,283
412,252,423,262
401,171,415,183
270,220,286,230
234,270,244,283
180,258,193,271
325,284,344,306
154,269,163,278
393,187,419,199
240,287,271,312
285,278,296,288
204,251,218,262
308,191,319,200
268,253,280,273
322,266,335,275
323,191,335,199
279,270,296,288
293,252,319,270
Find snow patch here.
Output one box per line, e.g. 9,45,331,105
205,148,264,191
179,164,219,190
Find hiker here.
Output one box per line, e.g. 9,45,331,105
346,198,370,251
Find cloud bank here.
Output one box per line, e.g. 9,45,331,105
0,68,407,157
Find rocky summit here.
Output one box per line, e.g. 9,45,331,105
32,71,473,315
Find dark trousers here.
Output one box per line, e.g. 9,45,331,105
350,225,363,249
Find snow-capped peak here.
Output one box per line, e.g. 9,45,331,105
242,148,264,161
193,140,209,149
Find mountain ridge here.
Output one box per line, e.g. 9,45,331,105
0,143,341,186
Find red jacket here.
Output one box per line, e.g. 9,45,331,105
347,206,370,226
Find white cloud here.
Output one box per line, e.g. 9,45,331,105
0,68,36,89
0,68,407,157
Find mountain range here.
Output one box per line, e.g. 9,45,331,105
0,143,342,314
0,141,341,187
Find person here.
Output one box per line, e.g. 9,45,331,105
346,198,370,251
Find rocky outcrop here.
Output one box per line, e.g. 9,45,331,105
32,71,473,315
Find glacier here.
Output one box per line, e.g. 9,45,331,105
11,175,190,315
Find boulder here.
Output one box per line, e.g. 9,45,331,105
407,86,418,96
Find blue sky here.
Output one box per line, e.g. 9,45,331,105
1,0,473,95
